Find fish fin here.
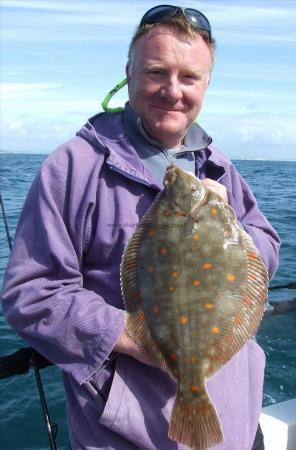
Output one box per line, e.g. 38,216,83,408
124,310,175,377
169,385,224,450
207,230,268,378
120,194,174,378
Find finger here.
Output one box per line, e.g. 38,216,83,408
202,178,220,187
202,179,228,203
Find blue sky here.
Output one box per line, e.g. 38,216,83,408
1,0,296,160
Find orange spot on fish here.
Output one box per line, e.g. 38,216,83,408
204,303,215,310
139,313,145,321
163,210,171,217
234,314,243,326
191,384,199,393
172,271,179,279
127,262,137,269
160,247,168,256
248,274,257,281
203,262,213,270
147,266,155,273
198,402,208,415
243,296,252,306
247,252,258,260
211,207,218,216
148,229,156,237
152,305,159,314
168,284,175,292
175,211,188,217
193,280,201,287
226,273,236,282
211,326,220,334
170,353,177,360
179,316,189,325
193,233,200,241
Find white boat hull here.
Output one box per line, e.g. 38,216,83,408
260,398,296,450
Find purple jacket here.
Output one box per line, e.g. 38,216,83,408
2,110,280,450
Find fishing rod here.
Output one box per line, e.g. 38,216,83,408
264,298,296,316
1,297,295,380
0,193,13,250
0,192,57,450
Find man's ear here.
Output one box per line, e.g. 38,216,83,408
126,64,131,82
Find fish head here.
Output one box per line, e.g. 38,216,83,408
163,165,205,212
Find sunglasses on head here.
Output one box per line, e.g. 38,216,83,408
139,4,212,43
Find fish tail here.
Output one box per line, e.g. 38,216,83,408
169,387,223,450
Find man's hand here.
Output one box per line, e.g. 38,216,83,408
202,178,228,203
114,329,158,367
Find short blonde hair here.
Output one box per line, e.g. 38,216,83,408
127,13,216,71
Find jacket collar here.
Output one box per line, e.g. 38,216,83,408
77,107,226,188
123,102,212,153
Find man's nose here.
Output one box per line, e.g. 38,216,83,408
160,76,182,102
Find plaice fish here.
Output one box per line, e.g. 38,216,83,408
120,165,268,450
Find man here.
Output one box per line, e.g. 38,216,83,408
2,5,279,450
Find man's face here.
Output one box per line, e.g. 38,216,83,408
127,25,212,148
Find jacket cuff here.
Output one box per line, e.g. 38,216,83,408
74,307,125,385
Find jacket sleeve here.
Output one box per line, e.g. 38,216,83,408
1,144,125,385
226,164,280,280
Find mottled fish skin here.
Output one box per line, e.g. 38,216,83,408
120,165,268,450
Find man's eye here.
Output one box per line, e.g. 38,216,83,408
184,74,198,80
149,70,162,75
145,68,165,76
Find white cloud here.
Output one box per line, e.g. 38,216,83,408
2,0,296,47
214,63,295,83
207,88,291,101
2,108,295,159
1,1,143,44
3,0,296,27
203,1,296,24
217,30,296,44
0,117,76,153
193,1,296,44
200,112,296,160
237,115,296,146
1,0,142,23
2,28,131,43
1,83,62,100
8,120,24,131
201,88,295,117
202,112,296,147
1,0,139,14
1,0,295,161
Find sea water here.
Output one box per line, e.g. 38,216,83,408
0,154,295,449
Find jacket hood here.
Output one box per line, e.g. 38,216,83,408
77,107,213,153
76,108,229,184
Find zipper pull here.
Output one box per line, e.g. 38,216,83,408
163,149,175,165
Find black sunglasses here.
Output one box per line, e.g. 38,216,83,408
139,4,212,43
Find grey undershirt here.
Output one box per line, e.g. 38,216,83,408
123,102,211,185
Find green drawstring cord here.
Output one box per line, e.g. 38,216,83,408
100,77,198,123
101,78,127,113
